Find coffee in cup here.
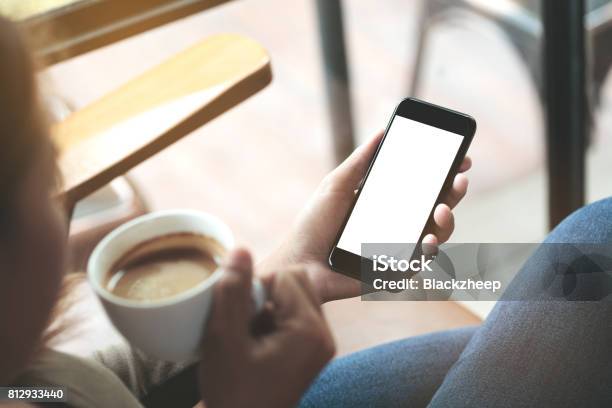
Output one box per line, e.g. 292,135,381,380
105,232,226,302
88,210,266,362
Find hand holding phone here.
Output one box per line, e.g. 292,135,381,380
260,98,473,302
329,98,476,278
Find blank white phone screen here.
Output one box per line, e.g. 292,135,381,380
337,116,463,255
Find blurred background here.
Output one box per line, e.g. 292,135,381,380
3,0,612,355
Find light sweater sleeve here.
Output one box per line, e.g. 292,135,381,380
13,349,142,408
91,342,190,400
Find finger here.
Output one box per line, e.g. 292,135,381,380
226,247,253,274
292,265,324,313
260,269,335,367
421,233,439,255
441,173,469,209
323,131,383,193
431,203,454,243
459,156,472,173
259,271,276,294
209,248,254,339
268,267,319,321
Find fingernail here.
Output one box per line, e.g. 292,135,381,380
226,248,252,271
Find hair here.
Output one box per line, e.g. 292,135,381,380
0,15,80,349
0,15,47,233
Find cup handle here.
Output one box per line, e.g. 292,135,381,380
252,278,267,312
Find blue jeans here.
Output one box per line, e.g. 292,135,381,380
300,197,612,407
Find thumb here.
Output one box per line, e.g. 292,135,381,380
324,131,383,193
207,248,254,340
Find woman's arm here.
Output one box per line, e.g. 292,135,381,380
259,132,471,303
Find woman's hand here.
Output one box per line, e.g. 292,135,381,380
259,132,472,303
199,249,335,408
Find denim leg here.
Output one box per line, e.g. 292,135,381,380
301,198,612,407
429,197,612,407
299,326,476,408
302,198,612,407
545,196,612,244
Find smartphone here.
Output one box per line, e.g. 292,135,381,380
328,98,476,279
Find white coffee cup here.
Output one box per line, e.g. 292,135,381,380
87,209,265,362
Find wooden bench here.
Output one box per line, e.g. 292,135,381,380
53,33,272,207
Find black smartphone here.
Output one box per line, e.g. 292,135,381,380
328,97,476,279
